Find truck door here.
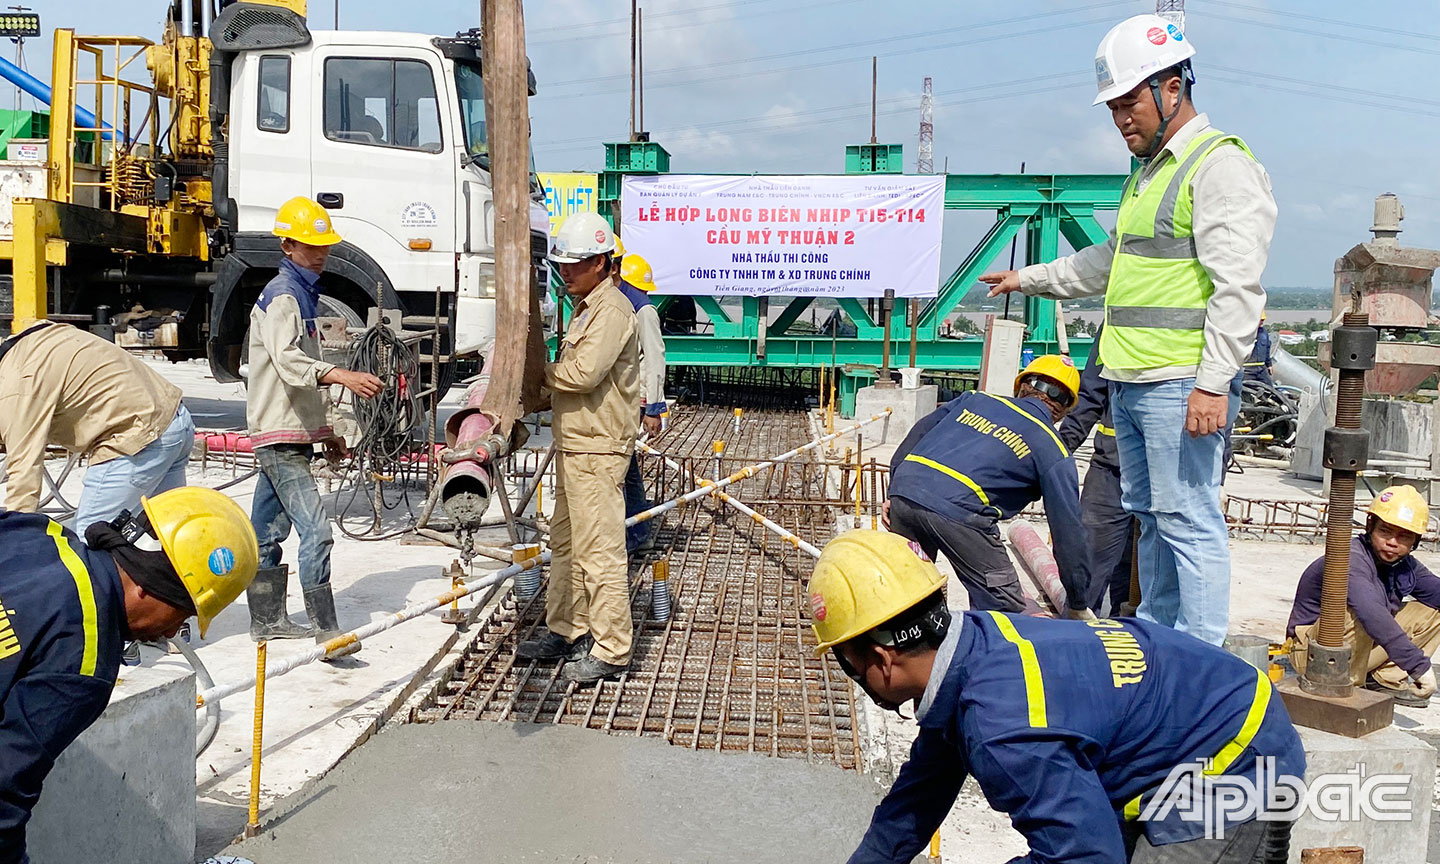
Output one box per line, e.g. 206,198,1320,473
229,50,312,233
310,47,456,295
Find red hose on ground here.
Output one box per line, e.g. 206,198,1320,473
1006,520,1068,613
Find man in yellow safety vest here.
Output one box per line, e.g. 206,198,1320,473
982,15,1276,646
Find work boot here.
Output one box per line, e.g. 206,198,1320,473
562,654,628,684
517,631,593,662
247,567,313,641
303,584,361,660
1366,677,1429,708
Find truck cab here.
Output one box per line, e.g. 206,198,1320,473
208,19,551,386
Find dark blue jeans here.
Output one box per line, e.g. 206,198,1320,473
252,444,333,590
623,453,650,549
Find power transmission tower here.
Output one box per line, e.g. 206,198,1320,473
918,76,933,175
1155,0,1185,31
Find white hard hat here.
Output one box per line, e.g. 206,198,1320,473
1092,14,1196,106
549,212,617,263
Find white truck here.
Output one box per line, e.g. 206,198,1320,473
2,0,551,395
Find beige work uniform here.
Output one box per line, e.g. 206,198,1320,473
543,277,640,665
1293,602,1440,689
0,323,182,512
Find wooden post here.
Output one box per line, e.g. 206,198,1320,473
480,0,547,432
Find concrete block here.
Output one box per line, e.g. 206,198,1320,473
1289,725,1434,864
854,383,938,446
29,661,196,864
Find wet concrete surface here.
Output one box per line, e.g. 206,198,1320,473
228,721,885,864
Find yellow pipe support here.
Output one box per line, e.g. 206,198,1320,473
244,640,267,839
928,830,941,862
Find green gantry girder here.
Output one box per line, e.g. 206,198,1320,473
564,148,1127,402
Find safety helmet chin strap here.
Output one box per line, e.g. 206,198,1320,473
1140,61,1194,160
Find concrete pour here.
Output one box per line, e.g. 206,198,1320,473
226,721,883,864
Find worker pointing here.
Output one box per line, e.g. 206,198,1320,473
885,355,1092,617
983,15,1276,645
0,487,258,864
812,530,1304,863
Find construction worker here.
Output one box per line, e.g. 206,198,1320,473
0,487,258,863
1059,327,1137,616
0,322,195,533
983,15,1275,646
519,212,641,683
812,530,1304,864
245,197,382,657
884,356,1093,617
614,249,667,553
1288,484,1440,708
1243,312,1276,385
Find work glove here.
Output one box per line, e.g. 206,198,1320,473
1412,669,1437,699
1066,606,1098,622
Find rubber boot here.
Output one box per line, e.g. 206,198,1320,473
248,567,313,641
304,584,361,660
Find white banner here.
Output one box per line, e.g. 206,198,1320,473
620,174,946,297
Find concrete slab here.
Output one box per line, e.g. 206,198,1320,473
854,383,938,446
1291,726,1435,864
225,722,884,864
29,662,196,864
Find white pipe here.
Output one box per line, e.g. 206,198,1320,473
638,442,822,558
625,410,892,528
197,552,548,706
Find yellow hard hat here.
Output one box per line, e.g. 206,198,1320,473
1015,354,1080,406
1368,485,1429,536
141,487,260,638
809,530,947,655
612,234,626,257
620,253,655,292
272,196,343,247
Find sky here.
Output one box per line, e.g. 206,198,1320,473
22,0,1440,290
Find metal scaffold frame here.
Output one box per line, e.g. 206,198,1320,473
586,148,1125,381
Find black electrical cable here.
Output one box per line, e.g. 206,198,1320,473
331,325,430,541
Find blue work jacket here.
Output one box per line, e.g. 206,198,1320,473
849,613,1306,864
889,391,1090,605
0,511,126,864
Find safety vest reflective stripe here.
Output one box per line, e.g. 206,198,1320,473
1243,361,1266,367
1097,424,1116,437
983,394,1069,457
1123,666,1271,820
1117,234,1197,259
903,455,991,507
47,519,98,677
987,611,1048,728
1106,306,1209,330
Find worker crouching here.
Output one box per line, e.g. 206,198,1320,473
518,212,641,684
813,530,1304,863
885,355,1093,617
1288,484,1440,707
0,487,258,863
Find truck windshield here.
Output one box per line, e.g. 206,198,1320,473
455,61,487,163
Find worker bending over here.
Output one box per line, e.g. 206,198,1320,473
614,248,668,553
885,355,1092,617
245,197,382,655
0,322,195,533
812,530,1304,864
0,487,257,863
519,212,641,683
1059,327,1137,615
1288,485,1440,707
983,15,1273,645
